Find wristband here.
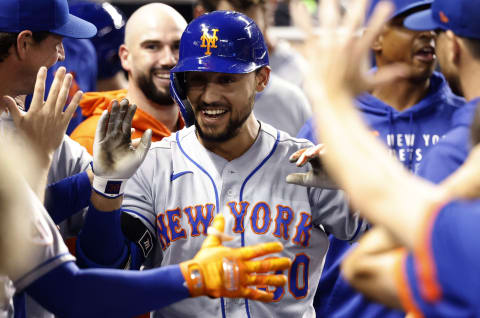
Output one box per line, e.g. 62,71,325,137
92,175,128,198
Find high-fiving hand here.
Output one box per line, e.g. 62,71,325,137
3,66,81,165
290,0,405,103
92,99,152,198
286,144,339,189
180,214,291,301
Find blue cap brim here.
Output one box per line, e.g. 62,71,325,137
404,9,440,31
50,13,97,39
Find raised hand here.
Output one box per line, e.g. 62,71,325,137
180,214,291,301
92,98,152,198
286,144,339,189
290,0,405,102
3,66,81,165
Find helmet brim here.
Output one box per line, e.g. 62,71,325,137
171,55,265,74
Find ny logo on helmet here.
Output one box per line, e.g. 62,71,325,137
200,28,219,56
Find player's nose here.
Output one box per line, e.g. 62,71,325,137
200,82,222,104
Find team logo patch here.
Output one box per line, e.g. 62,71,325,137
105,180,122,194
137,230,154,258
439,11,449,24
200,27,219,56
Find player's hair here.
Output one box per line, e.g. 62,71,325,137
463,37,480,60
0,31,50,63
198,0,266,13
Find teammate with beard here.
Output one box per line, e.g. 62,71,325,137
70,3,186,154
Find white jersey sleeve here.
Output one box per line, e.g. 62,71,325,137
10,187,75,292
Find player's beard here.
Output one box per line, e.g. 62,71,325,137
194,93,255,143
136,68,174,106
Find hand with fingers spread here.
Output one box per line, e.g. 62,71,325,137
92,98,152,198
3,66,82,164
286,144,339,189
179,214,291,301
290,0,405,101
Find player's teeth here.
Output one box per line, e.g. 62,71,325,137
204,109,226,115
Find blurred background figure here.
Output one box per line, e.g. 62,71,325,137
70,1,128,92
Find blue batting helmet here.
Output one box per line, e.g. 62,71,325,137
70,1,126,79
170,11,269,127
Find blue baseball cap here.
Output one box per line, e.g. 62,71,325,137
404,0,480,40
366,0,432,21
0,0,97,39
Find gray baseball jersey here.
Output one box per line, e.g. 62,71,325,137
123,123,364,318
269,40,308,89
254,74,312,137
0,111,91,318
0,186,75,318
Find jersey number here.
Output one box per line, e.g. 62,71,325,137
259,253,309,301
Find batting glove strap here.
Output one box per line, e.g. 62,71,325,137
92,175,128,198
179,261,205,297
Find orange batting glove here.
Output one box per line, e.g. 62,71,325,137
179,214,291,301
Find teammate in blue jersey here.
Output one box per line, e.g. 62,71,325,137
77,10,365,318
296,1,464,317
405,2,480,184
288,0,480,316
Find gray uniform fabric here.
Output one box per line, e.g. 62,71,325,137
269,40,308,89
123,123,364,318
0,112,91,318
0,187,75,317
254,74,312,137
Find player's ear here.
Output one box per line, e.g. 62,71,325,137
255,66,270,92
448,31,462,66
15,30,34,60
371,32,383,53
119,44,131,72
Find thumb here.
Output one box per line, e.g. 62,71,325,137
201,214,225,249
3,96,23,125
286,172,308,186
135,129,152,162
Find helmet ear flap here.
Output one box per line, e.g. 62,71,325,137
170,72,195,127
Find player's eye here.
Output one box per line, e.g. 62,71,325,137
218,76,235,85
186,74,206,89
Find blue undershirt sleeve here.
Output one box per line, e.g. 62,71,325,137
77,202,130,268
25,261,190,318
45,172,91,224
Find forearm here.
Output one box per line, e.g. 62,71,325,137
312,93,442,248
26,261,190,318
45,171,92,224
26,154,53,204
341,227,403,309
77,197,129,267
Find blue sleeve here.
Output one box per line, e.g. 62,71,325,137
45,171,91,224
296,118,318,143
77,203,131,268
401,201,480,317
25,261,190,318
430,201,480,306
417,143,466,184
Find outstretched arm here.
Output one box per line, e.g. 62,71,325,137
27,214,290,317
